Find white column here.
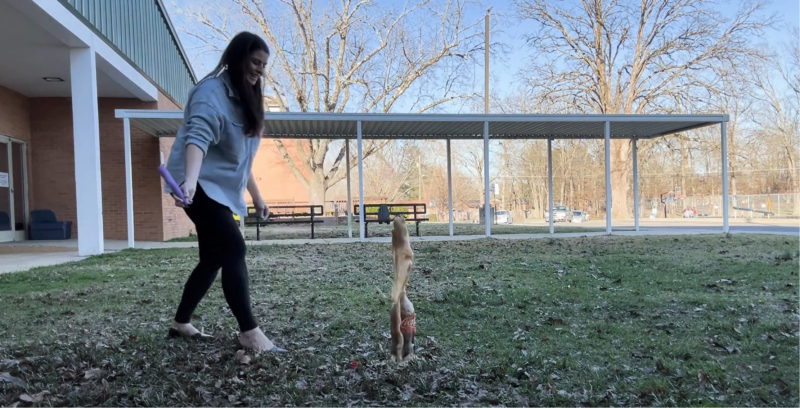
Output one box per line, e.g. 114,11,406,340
632,137,639,232
721,122,729,233
483,121,491,237
357,121,365,241
70,48,104,256
447,139,454,237
5,143,15,238
123,118,134,248
604,121,612,234
547,138,554,235
345,139,352,239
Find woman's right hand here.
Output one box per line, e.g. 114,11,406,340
172,179,196,208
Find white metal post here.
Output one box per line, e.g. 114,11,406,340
721,122,729,233
483,121,491,237
632,137,639,232
447,139,454,236
70,48,104,256
547,138,554,235
604,121,612,234
357,121,365,241
345,139,352,239
21,143,29,237
5,140,15,240
123,118,134,248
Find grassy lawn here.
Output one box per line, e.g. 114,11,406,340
1,235,798,406
169,222,604,242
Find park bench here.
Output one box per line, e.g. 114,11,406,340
353,203,429,237
733,206,774,217
244,204,324,240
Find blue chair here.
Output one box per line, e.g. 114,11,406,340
29,209,72,240
0,211,10,231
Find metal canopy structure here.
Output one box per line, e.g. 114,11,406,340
116,110,724,140
115,109,730,247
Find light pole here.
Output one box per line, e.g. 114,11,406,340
484,7,492,114
418,152,422,201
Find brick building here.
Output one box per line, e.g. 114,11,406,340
248,98,311,204
0,0,195,254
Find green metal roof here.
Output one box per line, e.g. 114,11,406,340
59,0,196,107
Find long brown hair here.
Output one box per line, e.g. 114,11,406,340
204,32,269,137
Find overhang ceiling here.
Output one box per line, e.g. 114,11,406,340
0,0,137,98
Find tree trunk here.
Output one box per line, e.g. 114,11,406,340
610,140,631,219
728,126,738,212
308,173,327,206
569,178,574,209
501,177,506,210
789,169,800,215
680,136,687,209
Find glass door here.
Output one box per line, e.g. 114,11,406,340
0,136,27,242
11,141,26,240
0,139,11,242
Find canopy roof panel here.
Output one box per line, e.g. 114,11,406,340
115,110,727,139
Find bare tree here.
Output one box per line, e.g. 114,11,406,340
361,141,418,203
455,141,489,206
176,0,485,204
712,69,758,199
513,0,774,218
425,161,475,221
749,35,800,212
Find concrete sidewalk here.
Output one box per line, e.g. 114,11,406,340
1,225,796,274
0,250,87,274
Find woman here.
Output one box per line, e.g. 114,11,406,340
163,31,285,353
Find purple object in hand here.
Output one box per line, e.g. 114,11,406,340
158,165,189,205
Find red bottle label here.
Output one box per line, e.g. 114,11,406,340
400,315,416,334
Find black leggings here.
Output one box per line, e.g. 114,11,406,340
174,184,257,332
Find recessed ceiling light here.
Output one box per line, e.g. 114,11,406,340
43,77,64,82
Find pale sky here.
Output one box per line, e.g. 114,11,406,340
168,0,799,112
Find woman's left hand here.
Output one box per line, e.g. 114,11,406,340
254,198,269,220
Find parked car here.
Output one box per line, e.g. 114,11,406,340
573,210,591,222
544,205,573,222
495,210,513,224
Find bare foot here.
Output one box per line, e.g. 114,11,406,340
238,327,286,353
169,321,211,339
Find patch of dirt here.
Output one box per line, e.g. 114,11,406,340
0,245,75,254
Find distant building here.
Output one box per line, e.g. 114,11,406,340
250,96,311,205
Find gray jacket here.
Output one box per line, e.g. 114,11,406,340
165,70,260,216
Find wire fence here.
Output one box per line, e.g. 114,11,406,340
641,193,800,218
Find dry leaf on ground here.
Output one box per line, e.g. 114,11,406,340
235,350,251,365
0,372,24,386
84,369,105,379
19,391,49,403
